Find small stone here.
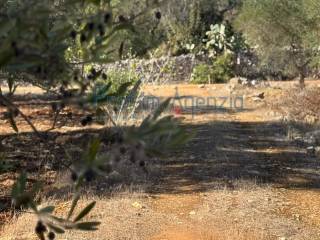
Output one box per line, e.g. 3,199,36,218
307,146,316,156
189,211,196,215
132,202,143,209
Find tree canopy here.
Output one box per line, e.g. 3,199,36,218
235,0,320,86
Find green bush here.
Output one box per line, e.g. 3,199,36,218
97,69,140,94
191,54,233,84
211,53,233,83
191,64,213,84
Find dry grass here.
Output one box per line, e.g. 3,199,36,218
1,191,166,240
2,81,320,240
273,85,320,124
3,180,320,240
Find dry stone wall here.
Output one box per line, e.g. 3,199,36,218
102,54,202,84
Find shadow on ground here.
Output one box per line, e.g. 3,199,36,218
1,119,319,208
149,120,320,194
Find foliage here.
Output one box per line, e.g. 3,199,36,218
108,0,166,58
211,53,234,83
191,53,233,84
235,0,320,85
275,87,320,124
191,64,214,84
11,98,188,239
0,0,190,239
97,69,140,94
154,0,240,56
204,23,247,59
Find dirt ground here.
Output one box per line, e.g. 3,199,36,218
1,80,320,239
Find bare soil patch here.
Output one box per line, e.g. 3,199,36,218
2,80,320,239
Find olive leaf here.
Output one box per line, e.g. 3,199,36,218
73,201,96,222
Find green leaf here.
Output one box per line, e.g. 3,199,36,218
168,130,194,148
75,221,101,231
67,193,80,220
46,223,65,234
152,98,171,121
50,215,68,224
39,205,55,214
73,201,96,222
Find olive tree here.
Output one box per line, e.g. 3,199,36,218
235,0,320,87
0,0,189,239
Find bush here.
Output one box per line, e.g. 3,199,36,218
211,53,234,83
275,87,320,124
191,63,213,84
191,54,233,84
97,69,140,94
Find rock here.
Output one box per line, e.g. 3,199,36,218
307,146,316,156
189,211,196,215
198,84,205,88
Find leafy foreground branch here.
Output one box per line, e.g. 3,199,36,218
10,99,190,240
12,173,100,240
0,1,189,238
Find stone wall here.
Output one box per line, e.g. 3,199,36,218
102,54,201,84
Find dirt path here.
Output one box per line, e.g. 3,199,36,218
2,83,320,240
144,84,320,240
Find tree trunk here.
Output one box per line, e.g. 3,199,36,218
299,71,305,88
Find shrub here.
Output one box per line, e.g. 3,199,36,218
191,54,233,84
211,53,234,83
275,87,320,124
191,63,213,84
99,70,140,94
